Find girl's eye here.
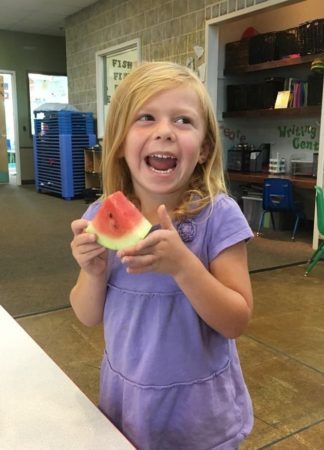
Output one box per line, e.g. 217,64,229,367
175,116,192,124
138,114,154,122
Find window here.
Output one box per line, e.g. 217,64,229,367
28,73,68,134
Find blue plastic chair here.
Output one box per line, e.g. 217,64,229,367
304,186,324,276
257,178,304,240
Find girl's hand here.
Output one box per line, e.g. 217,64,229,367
118,206,253,337
70,219,107,276
117,205,191,275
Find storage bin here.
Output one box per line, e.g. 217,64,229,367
299,18,324,55
33,111,96,200
261,77,285,109
307,73,323,106
246,84,263,110
226,84,247,111
225,39,250,71
291,160,313,177
275,28,301,59
249,33,277,64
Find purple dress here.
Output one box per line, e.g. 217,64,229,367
83,194,254,450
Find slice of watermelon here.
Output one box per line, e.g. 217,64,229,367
86,191,152,250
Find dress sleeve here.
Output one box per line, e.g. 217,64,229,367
207,195,254,263
81,200,102,221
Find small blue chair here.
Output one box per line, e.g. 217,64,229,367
257,178,304,240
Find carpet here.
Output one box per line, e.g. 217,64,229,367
247,229,312,272
1,184,87,317
0,183,314,317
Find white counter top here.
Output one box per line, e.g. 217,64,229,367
0,306,135,450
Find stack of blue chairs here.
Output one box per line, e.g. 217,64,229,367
33,110,96,200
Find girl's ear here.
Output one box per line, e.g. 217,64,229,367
198,140,210,164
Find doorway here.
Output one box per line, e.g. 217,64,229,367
0,71,20,185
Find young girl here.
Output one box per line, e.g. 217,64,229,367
70,61,254,450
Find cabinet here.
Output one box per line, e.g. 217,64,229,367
223,51,323,119
84,145,102,202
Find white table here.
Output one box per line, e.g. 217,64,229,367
0,306,135,450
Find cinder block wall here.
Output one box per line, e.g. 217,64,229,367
65,0,270,115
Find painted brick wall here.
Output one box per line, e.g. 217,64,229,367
65,0,272,115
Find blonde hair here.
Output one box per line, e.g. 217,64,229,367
101,61,226,220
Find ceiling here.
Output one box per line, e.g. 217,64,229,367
0,0,99,36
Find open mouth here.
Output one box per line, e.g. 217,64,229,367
145,153,177,173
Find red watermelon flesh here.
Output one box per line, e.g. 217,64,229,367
86,191,152,250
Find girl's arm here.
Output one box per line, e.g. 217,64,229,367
173,241,252,338
70,219,109,327
118,205,252,338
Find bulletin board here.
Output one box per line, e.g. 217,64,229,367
96,39,141,139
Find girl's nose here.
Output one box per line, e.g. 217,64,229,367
153,120,175,141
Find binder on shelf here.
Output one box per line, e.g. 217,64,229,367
274,90,290,109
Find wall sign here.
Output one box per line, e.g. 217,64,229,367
277,123,319,151
96,39,141,139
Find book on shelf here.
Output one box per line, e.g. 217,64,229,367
282,77,308,108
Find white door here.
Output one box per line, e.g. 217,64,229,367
0,71,21,185
0,75,9,183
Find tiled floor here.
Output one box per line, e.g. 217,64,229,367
18,262,324,449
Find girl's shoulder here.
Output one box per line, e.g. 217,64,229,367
197,192,243,221
208,192,251,231
194,193,253,261
213,192,237,207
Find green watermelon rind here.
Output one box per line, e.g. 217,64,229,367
86,217,152,250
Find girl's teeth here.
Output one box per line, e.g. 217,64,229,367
150,167,174,174
151,154,176,159
146,154,177,172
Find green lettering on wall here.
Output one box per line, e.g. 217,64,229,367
292,137,299,149
278,126,287,137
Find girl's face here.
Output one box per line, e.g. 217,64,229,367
121,85,209,203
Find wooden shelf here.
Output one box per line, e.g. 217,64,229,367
223,105,321,119
84,148,102,191
224,52,324,75
227,171,316,190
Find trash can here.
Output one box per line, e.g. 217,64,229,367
242,196,263,231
